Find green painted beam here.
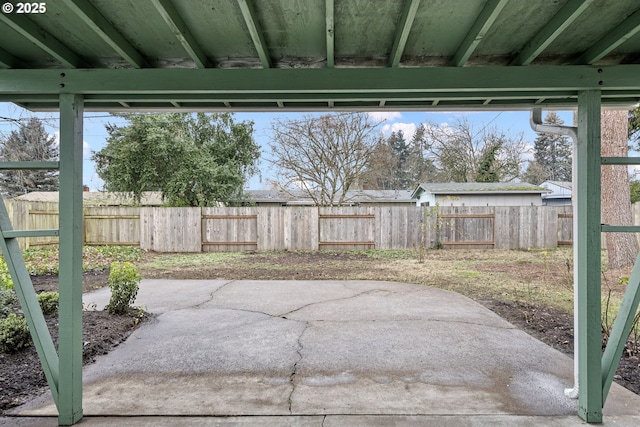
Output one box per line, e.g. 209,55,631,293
601,156,640,165
575,7,640,64
2,229,59,238
150,0,208,69
602,251,640,402
576,89,603,423
0,13,85,68
237,0,271,68
601,225,640,233
0,66,634,95
511,0,594,66
0,197,59,406
57,94,84,426
451,0,509,67
0,161,59,169
389,0,421,67
325,0,334,68
63,0,148,69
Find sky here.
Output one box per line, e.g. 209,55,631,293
0,102,576,191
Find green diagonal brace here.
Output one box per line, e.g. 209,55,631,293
602,252,640,401
0,196,59,406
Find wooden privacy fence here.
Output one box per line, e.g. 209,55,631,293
141,205,575,252
6,201,580,252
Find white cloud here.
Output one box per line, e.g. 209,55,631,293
52,131,91,157
368,111,402,122
381,122,417,141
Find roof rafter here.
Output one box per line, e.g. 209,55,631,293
325,0,335,68
451,0,509,67
62,0,148,69
512,0,593,66
150,0,208,68
0,47,21,68
0,13,85,68
574,7,640,64
389,0,421,67
237,0,272,68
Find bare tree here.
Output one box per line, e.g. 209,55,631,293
422,118,526,182
601,109,638,269
268,112,380,205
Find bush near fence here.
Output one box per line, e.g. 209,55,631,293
4,199,587,252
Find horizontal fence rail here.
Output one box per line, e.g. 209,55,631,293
11,199,635,253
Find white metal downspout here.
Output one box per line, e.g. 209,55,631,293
530,108,580,399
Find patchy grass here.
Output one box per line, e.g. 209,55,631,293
19,245,142,275
138,247,588,312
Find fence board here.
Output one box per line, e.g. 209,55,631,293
288,207,319,250
84,206,140,246
202,207,257,252
140,207,201,252
438,206,494,249
319,206,374,250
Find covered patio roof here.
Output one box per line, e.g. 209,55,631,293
0,0,640,111
2,1,640,425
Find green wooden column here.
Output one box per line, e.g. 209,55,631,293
576,90,602,423
57,94,84,425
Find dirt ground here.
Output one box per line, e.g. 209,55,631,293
1,250,639,414
0,271,151,413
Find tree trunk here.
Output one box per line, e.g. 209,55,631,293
601,109,638,269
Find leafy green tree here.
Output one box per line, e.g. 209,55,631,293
92,113,259,206
531,112,572,182
0,118,59,196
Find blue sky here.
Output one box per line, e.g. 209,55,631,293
0,102,574,190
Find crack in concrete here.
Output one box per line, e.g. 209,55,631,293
190,280,235,309
287,320,309,415
278,288,384,318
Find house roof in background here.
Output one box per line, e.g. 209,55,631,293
245,189,414,205
412,182,548,198
11,191,164,206
541,181,573,191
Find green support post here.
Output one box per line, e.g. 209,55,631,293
57,94,84,425
576,90,603,423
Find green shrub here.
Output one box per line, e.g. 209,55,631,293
0,258,13,290
0,313,31,353
0,287,16,318
37,291,59,316
105,262,141,315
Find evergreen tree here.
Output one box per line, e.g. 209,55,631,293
406,125,438,184
0,118,59,196
475,141,501,182
532,112,572,182
386,131,411,188
521,160,548,185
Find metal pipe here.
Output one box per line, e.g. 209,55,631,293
529,108,579,399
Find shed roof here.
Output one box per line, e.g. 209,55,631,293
1,1,640,111
412,182,548,198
